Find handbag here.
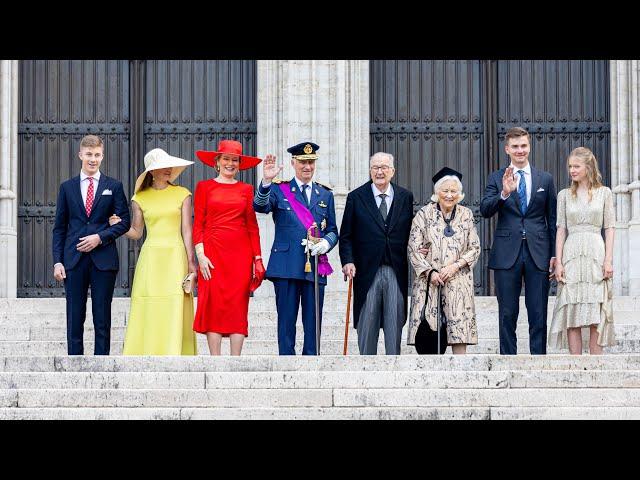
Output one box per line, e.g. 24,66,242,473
182,272,197,294
249,257,266,293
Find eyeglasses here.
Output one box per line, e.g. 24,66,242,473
370,165,392,172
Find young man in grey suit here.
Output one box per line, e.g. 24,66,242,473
480,127,557,354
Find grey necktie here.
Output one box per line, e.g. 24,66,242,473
379,193,388,221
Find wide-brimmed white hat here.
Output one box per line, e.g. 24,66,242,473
134,148,194,194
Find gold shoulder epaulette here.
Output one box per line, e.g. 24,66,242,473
315,181,333,191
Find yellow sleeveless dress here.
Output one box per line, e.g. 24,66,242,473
123,185,197,355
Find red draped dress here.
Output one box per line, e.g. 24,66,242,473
192,180,261,336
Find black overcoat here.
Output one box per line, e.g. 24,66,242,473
339,181,415,328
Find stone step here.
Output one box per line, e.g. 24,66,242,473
331,388,640,408
0,307,568,328
4,387,640,408
0,407,488,420
9,389,333,408
178,369,640,389
488,407,640,420
1,310,638,330
4,354,640,372
0,309,372,320
3,322,640,342
0,338,634,355
2,406,638,420
2,296,638,315
0,372,207,389
0,295,365,313
1,355,492,372
1,370,639,390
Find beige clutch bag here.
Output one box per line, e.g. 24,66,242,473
182,272,197,294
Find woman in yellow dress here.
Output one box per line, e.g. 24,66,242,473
110,148,198,355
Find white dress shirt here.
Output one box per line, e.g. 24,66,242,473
294,177,313,204
372,182,394,211
500,163,531,205
80,170,101,205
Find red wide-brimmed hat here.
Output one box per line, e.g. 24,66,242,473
196,139,262,171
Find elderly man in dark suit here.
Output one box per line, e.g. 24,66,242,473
339,152,415,355
480,126,557,355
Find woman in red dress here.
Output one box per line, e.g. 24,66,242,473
193,140,266,355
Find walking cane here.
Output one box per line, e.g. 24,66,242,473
314,225,321,356
436,232,446,355
436,284,442,355
343,275,353,355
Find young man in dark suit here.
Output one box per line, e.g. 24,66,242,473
339,152,415,355
481,127,557,354
52,135,130,355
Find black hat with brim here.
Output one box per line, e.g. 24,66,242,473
432,166,463,184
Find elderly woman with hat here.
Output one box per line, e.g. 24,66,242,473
192,139,265,355
407,167,481,354
109,148,198,355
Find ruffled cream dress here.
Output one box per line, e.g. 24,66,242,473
548,186,615,350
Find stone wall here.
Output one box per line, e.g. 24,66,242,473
0,60,18,298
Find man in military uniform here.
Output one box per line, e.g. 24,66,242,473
254,142,338,355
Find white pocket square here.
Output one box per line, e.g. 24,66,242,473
537,187,545,192
102,189,113,195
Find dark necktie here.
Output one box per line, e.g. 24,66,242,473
302,184,310,207
517,170,527,215
379,193,388,221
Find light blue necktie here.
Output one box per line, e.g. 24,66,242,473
517,170,527,215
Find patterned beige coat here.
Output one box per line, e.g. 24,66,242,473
407,202,481,345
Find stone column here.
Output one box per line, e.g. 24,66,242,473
0,60,18,298
255,60,369,295
611,60,640,296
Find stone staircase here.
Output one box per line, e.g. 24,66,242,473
0,355,639,419
1,296,638,355
0,296,639,419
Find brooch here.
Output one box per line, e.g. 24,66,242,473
318,201,327,208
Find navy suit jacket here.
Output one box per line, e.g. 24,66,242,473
253,178,338,285
480,166,557,271
52,174,131,271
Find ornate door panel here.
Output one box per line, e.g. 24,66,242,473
18,60,131,297
370,60,610,295
18,60,256,297
370,60,489,294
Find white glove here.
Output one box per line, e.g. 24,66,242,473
310,239,330,256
